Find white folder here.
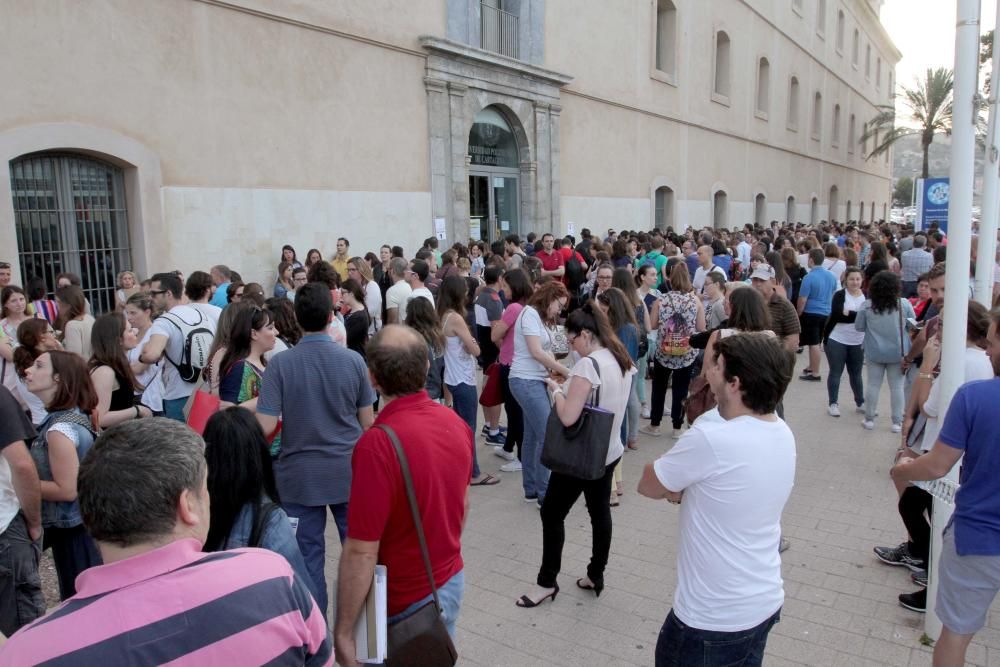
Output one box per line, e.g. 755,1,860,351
354,564,387,663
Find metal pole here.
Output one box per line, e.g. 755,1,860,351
976,6,1000,307
925,0,981,641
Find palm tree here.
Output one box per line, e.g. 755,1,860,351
861,67,953,180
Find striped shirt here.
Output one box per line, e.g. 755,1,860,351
0,538,332,666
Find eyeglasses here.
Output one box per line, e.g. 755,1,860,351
597,275,613,282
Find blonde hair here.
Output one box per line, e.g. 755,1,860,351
117,270,138,288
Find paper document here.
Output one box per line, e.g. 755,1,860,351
354,565,388,663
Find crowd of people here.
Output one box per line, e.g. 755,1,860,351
0,216,997,665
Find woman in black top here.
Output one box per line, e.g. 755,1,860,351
339,279,370,359
88,313,150,428
864,242,891,288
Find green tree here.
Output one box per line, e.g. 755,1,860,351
862,67,954,180
893,176,913,205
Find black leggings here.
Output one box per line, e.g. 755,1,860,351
650,359,694,429
900,486,932,562
537,459,619,589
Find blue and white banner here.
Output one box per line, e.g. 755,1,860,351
916,177,949,233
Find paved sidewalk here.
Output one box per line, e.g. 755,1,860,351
326,355,1000,665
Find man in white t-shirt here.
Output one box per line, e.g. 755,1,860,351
384,257,412,324
140,273,217,422
184,270,222,328
639,332,796,666
692,245,726,301
406,259,435,308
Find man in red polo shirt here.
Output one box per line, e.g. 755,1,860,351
334,325,472,659
536,232,565,279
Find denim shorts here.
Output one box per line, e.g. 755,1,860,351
937,527,1000,635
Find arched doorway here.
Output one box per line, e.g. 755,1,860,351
754,193,766,226
468,107,520,244
829,185,839,222
713,190,728,229
785,195,796,225
10,152,132,314
655,186,675,230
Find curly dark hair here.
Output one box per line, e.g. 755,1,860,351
868,271,902,314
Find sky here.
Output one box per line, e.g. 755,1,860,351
881,0,996,109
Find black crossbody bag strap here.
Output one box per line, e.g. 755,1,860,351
377,424,441,612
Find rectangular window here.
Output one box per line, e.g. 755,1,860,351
655,0,677,79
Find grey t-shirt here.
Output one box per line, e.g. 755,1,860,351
257,334,376,506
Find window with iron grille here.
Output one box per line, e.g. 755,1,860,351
10,153,132,316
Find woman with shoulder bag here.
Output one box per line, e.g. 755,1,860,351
24,351,103,599
515,302,634,608
855,271,915,432
641,263,704,439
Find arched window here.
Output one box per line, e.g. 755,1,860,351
713,190,728,229
654,186,675,230
848,114,856,155
10,153,132,314
468,106,519,168
787,76,800,130
888,72,894,100
858,200,865,223
811,197,819,225
836,10,845,54
755,193,767,226
876,57,882,88
812,91,822,141
846,199,853,222
655,0,677,78
829,185,839,222
756,57,771,117
816,0,827,36
713,31,732,100
832,104,841,148
786,196,796,225
852,29,859,68
865,44,871,80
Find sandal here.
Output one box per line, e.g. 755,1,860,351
470,474,501,486
610,495,620,507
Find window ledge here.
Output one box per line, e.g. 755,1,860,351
791,4,803,17
754,110,769,121
650,69,678,87
787,123,798,133
817,30,825,40
811,132,821,142
711,92,731,107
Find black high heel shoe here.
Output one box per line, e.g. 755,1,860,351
515,584,559,608
576,577,604,598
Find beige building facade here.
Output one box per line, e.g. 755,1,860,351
0,0,898,308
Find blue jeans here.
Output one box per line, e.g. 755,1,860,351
621,368,640,446
824,339,864,407
388,569,464,638
281,501,348,618
509,377,551,501
446,382,479,478
162,397,188,422
866,361,904,424
655,608,781,667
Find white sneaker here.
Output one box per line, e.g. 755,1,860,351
493,447,516,461
862,419,875,430
856,403,867,414
828,404,841,417
639,426,663,437
641,404,651,419
891,423,903,433
671,427,683,439
500,460,523,472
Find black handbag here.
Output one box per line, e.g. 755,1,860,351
541,357,614,481
378,425,458,667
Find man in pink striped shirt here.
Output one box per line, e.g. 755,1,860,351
0,419,331,666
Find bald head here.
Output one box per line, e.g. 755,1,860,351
697,245,714,267
366,324,429,397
